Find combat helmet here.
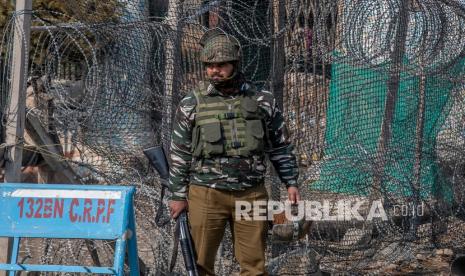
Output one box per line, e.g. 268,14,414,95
199,28,241,64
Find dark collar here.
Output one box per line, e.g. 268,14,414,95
206,82,252,97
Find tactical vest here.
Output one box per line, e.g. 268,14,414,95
191,86,266,159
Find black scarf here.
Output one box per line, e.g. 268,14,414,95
209,71,246,93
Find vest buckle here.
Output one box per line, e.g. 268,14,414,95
231,141,244,149
219,112,238,120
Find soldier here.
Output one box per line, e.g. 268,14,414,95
168,28,300,276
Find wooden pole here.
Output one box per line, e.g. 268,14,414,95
162,0,183,154
1,0,32,273
159,0,183,270
270,0,286,258
270,0,286,193
372,0,410,199
271,0,286,111
410,67,426,238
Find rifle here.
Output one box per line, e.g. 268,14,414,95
143,146,199,276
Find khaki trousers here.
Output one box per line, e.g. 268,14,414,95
188,184,268,276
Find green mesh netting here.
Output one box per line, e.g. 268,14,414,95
312,54,464,202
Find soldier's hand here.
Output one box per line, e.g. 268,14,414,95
287,187,301,205
169,200,188,219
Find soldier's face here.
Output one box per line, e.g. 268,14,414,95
205,62,234,82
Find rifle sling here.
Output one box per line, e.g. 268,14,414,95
170,218,181,272
153,181,188,274
155,186,171,227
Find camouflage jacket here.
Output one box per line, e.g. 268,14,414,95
168,80,299,200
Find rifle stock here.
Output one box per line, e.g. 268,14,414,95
143,146,199,276
143,146,170,185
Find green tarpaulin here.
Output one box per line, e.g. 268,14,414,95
312,55,464,202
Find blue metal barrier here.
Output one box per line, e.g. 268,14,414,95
0,183,140,275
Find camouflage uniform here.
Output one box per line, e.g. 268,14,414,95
168,28,299,276
168,80,299,200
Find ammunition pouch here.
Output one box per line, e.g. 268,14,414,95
191,89,266,159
